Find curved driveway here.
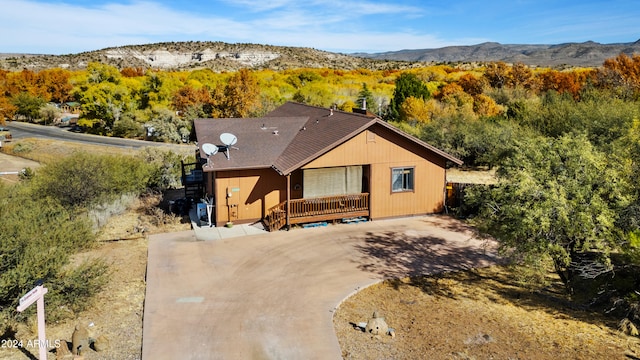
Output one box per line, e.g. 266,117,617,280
142,216,498,360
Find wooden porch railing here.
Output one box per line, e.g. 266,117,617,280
265,201,287,232
265,193,369,231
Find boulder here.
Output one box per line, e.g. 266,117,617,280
365,311,389,336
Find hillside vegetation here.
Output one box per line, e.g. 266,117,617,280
0,41,414,72
2,39,640,72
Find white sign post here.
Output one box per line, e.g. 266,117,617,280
17,285,48,360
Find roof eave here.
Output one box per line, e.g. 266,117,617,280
202,164,274,173
273,118,379,175
374,120,464,166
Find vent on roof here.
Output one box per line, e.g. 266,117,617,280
273,130,279,135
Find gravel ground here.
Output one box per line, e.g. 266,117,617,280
333,267,640,360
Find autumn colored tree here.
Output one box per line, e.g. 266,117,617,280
36,68,74,103
338,100,356,112
437,83,475,118
457,73,486,97
599,53,640,97
291,83,334,108
484,62,510,88
120,67,145,77
400,96,432,124
172,85,212,117
507,62,538,90
537,70,589,99
285,70,322,89
3,69,39,97
74,81,134,132
473,94,504,117
0,96,17,123
87,62,121,84
211,69,261,118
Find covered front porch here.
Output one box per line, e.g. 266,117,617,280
265,193,369,231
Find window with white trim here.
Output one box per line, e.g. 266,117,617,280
391,167,414,192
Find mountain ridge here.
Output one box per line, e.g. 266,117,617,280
356,40,640,67
1,39,639,71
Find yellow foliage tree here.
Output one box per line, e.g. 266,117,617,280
211,69,261,118
473,93,504,117
400,96,432,124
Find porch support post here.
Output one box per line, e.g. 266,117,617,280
286,173,291,230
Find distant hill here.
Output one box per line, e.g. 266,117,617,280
1,40,639,71
355,40,640,67
0,41,410,72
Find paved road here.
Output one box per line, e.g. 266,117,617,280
143,216,498,360
4,121,191,151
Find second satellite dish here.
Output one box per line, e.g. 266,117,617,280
219,133,238,160
202,143,218,156
202,143,218,167
220,133,238,146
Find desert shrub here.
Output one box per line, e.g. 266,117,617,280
0,183,105,332
32,152,154,209
8,141,34,154
87,192,138,229
44,260,109,322
138,147,195,190
17,167,34,181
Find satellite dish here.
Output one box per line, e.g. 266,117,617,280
219,133,238,160
220,133,238,146
202,143,218,156
202,143,218,167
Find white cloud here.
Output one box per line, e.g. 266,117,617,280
2,0,635,55
0,0,435,54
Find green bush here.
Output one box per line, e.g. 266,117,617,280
44,260,109,322
32,152,154,208
0,183,104,332
138,146,195,190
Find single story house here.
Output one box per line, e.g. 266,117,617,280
60,102,81,114
192,102,462,230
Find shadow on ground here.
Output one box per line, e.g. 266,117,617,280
353,230,498,279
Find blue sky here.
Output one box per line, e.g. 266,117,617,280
2,0,638,55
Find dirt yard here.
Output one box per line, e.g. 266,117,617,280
334,266,640,359
5,203,639,360
0,191,191,360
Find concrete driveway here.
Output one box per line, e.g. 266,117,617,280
142,216,498,360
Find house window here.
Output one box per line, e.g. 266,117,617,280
392,167,414,192
303,166,363,198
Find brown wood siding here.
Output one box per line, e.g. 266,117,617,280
214,168,286,226
303,129,446,219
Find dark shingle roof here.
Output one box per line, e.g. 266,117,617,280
194,102,462,174
193,116,308,171
266,102,377,174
